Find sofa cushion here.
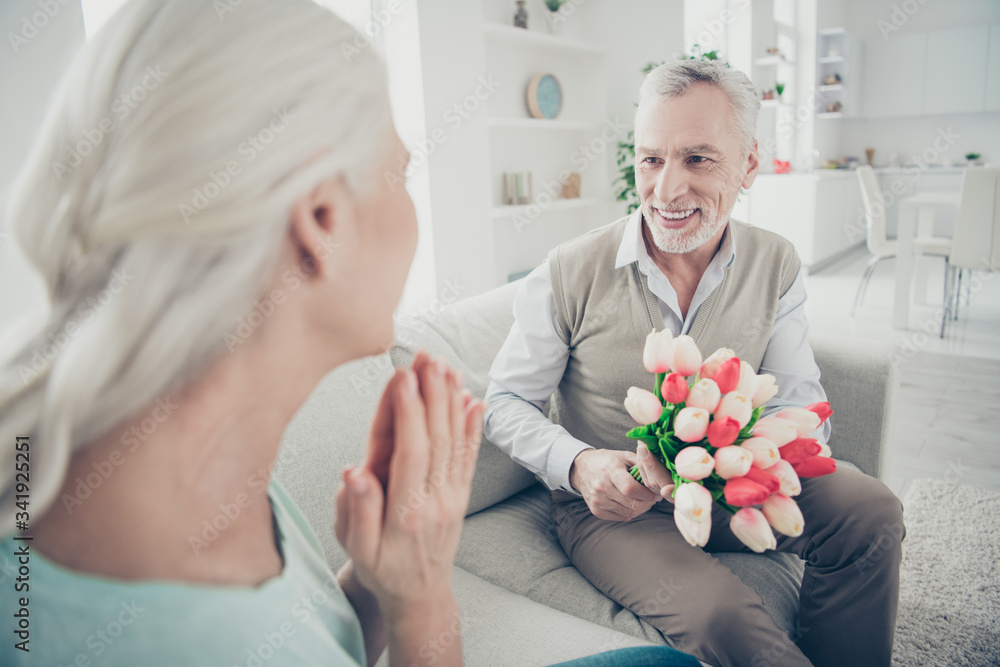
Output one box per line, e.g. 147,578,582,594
373,565,657,667
391,281,538,515
456,483,809,646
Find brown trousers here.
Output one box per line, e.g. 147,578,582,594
552,468,905,667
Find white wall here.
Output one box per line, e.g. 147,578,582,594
0,0,85,346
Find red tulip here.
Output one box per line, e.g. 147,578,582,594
805,401,833,424
791,455,837,478
662,372,689,404
778,438,822,465
743,466,780,495
713,357,742,394
724,476,770,507
707,417,741,448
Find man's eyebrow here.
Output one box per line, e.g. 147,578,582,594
635,145,662,156
676,143,723,157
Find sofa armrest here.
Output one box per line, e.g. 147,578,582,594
808,334,896,479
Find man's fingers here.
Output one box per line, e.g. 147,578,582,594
636,444,672,495
612,463,660,504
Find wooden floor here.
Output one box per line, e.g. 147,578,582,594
882,352,1000,498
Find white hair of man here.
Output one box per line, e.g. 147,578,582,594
0,0,392,533
636,59,760,155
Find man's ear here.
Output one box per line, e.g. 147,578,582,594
741,140,760,190
287,176,350,279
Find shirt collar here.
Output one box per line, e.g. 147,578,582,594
614,208,737,272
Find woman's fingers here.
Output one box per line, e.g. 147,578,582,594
460,398,484,485
447,373,467,473
418,359,452,479
385,369,431,520
341,467,383,570
364,369,406,487
334,468,351,546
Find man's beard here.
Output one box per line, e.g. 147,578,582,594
643,203,730,255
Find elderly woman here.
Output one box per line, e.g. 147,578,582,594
0,1,700,665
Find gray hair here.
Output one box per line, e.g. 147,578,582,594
636,60,760,153
0,0,392,532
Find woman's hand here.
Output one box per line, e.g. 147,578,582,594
335,351,485,662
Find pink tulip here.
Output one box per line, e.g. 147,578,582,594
774,407,821,437
768,459,802,496
806,401,834,424
791,455,837,478
674,509,711,547
740,437,781,469
624,387,663,425
707,417,741,448
743,466,781,495
714,392,753,429
735,360,757,398
817,442,832,458
730,507,777,552
713,357,742,394
724,476,770,507
674,407,710,443
643,328,674,374
762,494,804,537
674,482,714,523
662,373,689,404
778,437,822,465
700,347,735,380
686,378,721,412
714,445,753,479
751,373,778,408
670,335,703,377
674,446,715,481
751,417,799,447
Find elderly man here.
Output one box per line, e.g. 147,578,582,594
483,60,903,667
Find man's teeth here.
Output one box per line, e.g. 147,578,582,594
657,208,696,220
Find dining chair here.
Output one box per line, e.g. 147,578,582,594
852,165,952,315
940,167,1000,337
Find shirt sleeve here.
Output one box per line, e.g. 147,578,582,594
758,265,833,444
483,261,593,494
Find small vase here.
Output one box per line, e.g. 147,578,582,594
545,9,562,34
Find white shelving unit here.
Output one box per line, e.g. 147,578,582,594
816,28,850,118
751,0,798,171
482,12,610,284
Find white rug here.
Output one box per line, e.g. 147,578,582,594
892,479,1000,667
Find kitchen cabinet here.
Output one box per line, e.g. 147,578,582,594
862,32,927,118
987,24,1000,112
923,26,990,114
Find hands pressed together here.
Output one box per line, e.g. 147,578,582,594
334,351,486,666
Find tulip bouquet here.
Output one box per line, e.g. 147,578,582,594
624,329,836,552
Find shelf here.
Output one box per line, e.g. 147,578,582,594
818,84,844,92
754,55,795,66
483,22,607,56
818,27,847,36
817,55,844,64
488,117,600,131
492,197,601,218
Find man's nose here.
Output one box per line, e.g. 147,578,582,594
654,160,691,204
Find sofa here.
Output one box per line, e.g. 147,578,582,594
273,279,896,667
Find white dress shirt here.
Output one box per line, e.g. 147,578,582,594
484,212,831,494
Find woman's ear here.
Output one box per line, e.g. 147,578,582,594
287,176,351,280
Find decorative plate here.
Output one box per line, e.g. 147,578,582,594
526,73,562,119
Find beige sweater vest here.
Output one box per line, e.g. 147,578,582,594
546,216,799,455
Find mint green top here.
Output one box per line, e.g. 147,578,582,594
0,480,366,666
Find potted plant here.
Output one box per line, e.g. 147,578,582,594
966,152,981,165
775,82,785,101
544,0,566,33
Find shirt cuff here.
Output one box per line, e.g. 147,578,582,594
548,433,594,495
